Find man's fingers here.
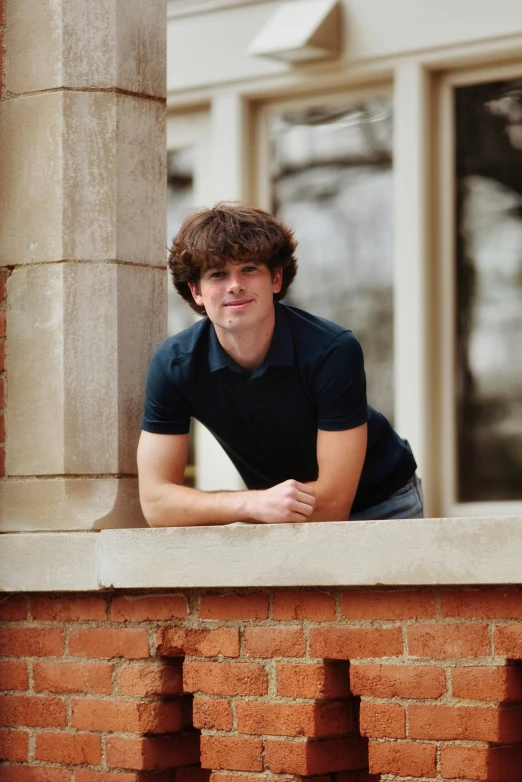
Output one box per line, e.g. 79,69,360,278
294,490,315,509
291,480,315,497
293,499,314,517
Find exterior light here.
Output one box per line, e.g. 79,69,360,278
246,0,341,64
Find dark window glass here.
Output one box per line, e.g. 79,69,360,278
269,97,394,422
455,79,522,502
166,147,196,484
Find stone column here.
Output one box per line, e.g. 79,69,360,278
0,0,167,530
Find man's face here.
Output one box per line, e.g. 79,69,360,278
188,260,282,334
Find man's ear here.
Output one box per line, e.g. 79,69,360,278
272,267,283,294
187,281,203,307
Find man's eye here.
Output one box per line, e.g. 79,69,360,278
210,271,224,278
243,266,257,272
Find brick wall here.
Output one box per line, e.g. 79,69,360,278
0,588,521,781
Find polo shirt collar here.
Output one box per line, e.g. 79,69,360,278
208,302,294,375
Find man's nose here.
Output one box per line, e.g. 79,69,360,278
227,271,245,291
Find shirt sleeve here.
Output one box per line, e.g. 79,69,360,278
314,331,370,431
141,349,191,435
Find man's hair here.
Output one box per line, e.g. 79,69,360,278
168,202,298,316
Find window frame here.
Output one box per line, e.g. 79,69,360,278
436,60,522,518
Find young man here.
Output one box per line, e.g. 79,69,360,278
138,203,423,527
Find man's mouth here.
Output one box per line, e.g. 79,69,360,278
224,299,253,309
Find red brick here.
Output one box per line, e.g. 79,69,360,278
35,731,101,765
277,661,351,699
236,700,352,737
245,626,305,658
201,736,263,772
273,591,336,621
76,773,171,782
407,623,489,658
440,745,522,781
350,663,446,699
0,661,29,691
441,588,522,618
369,741,437,778
193,697,233,731
106,732,200,770
119,662,182,696
309,627,403,659
264,736,368,774
0,342,4,372
0,273,5,301
409,703,522,742
451,665,522,702
0,627,65,657
34,661,113,694
199,594,268,620
0,413,4,442
0,728,29,761
359,701,405,738
0,377,4,409
69,627,149,659
157,626,239,657
112,594,188,622
72,698,183,733
0,768,70,782
30,596,108,621
0,695,67,727
0,311,5,339
0,596,27,621
341,590,436,620
494,623,522,657
183,661,268,696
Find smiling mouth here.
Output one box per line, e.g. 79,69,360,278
224,300,253,309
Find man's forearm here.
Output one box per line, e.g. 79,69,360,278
142,482,253,527
304,480,352,522
141,478,316,527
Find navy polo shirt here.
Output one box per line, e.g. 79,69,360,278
141,302,416,514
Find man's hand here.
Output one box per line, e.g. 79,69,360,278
245,480,316,524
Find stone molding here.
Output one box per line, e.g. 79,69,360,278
1,516,521,592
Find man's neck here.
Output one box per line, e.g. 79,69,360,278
214,306,276,373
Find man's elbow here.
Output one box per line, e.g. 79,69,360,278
138,489,168,528
314,496,352,522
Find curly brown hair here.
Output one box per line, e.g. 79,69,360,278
168,202,298,316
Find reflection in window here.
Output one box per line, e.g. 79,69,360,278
269,97,394,422
167,147,196,337
456,79,522,502
166,147,196,484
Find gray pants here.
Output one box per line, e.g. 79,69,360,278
349,474,424,520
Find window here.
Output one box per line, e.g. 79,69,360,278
438,66,522,514
455,78,522,503
264,94,394,421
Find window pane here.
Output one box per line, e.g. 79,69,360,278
166,147,196,484
455,79,522,502
167,147,196,337
269,97,394,422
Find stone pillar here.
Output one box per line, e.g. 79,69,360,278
0,0,167,530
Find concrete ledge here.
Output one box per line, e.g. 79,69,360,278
1,517,521,591
0,533,99,592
